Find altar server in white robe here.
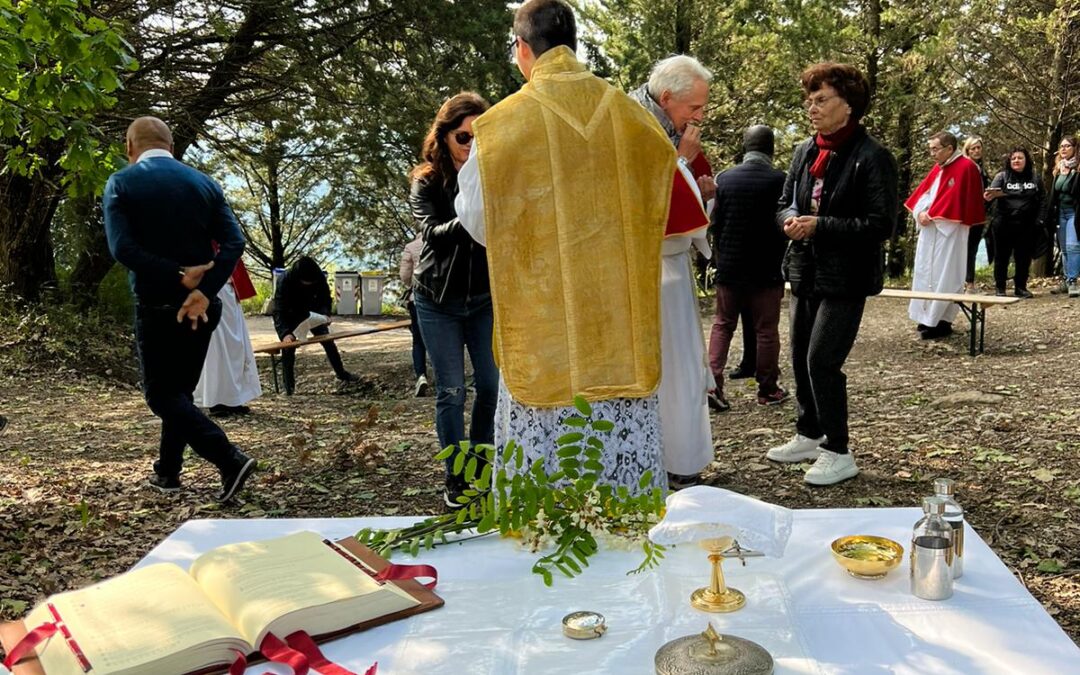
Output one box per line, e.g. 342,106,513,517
905,131,986,340
195,258,262,415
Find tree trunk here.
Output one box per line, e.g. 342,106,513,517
674,0,692,53
268,154,285,270
864,0,881,99
1033,19,1069,277
172,4,278,159
888,70,917,278
67,197,115,308
0,168,62,304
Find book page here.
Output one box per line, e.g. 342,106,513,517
26,563,248,675
190,531,418,646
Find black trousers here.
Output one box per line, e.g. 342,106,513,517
135,300,245,478
407,301,427,379
790,294,866,454
992,221,1034,291
736,305,756,371
280,324,348,394
965,224,985,284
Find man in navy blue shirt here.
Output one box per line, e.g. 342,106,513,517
104,116,256,502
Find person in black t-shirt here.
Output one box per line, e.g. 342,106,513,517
985,147,1043,298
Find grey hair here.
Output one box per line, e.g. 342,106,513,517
647,55,713,99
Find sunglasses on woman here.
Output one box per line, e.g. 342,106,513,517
452,131,473,145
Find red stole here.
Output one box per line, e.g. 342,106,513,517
904,155,986,227
230,258,257,301
211,240,257,300
665,154,711,237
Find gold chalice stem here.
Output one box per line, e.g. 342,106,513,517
690,537,746,613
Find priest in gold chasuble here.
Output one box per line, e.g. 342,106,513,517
455,0,707,493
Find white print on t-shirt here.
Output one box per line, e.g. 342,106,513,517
1006,182,1037,191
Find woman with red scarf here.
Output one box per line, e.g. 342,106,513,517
766,62,899,486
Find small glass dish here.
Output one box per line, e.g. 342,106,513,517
562,611,606,640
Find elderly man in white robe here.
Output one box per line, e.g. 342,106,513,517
630,55,717,489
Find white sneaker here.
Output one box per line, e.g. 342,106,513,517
1069,282,1080,298
414,374,430,397
804,450,859,486
766,434,825,463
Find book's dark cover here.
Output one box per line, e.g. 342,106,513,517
0,536,443,675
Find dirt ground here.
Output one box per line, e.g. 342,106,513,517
1,284,1079,651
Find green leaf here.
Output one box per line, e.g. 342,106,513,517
573,395,593,416
557,445,582,458
452,449,467,475
562,416,588,427
557,432,585,445
590,419,615,433
501,440,516,465
435,445,456,460
1037,559,1064,573
584,459,605,472
465,456,478,482
562,555,582,575
638,471,654,490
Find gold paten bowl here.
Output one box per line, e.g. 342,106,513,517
831,535,904,579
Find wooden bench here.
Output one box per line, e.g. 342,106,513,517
785,285,1019,355
251,319,411,392
874,289,1019,355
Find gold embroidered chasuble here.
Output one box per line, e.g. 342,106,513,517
473,47,676,407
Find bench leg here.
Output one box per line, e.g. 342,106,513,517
977,303,986,354
968,303,977,356
270,353,280,394
955,302,979,356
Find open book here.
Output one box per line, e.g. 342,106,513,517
4,531,435,675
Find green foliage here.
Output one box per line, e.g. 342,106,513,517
357,395,668,584
0,0,136,196
0,285,137,382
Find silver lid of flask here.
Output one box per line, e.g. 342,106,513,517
933,478,954,496
922,496,946,515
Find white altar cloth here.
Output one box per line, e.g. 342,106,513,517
135,509,1080,674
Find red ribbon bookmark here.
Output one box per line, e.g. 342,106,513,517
375,563,438,591
2,622,59,670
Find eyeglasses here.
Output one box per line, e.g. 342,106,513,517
507,36,518,60
1061,143,1073,149
452,131,473,145
802,94,837,110
928,145,947,155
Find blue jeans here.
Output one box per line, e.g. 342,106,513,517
1062,206,1080,282
413,292,498,486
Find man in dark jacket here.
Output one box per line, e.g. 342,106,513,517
104,116,256,503
708,126,789,407
272,256,358,395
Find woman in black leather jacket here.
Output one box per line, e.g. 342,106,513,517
408,92,497,508
766,62,898,487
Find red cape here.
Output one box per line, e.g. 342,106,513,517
665,154,712,237
904,155,986,227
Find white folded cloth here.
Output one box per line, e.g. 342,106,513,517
648,485,793,558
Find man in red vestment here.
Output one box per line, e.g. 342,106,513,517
905,131,986,339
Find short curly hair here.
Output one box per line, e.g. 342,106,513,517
800,62,871,122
